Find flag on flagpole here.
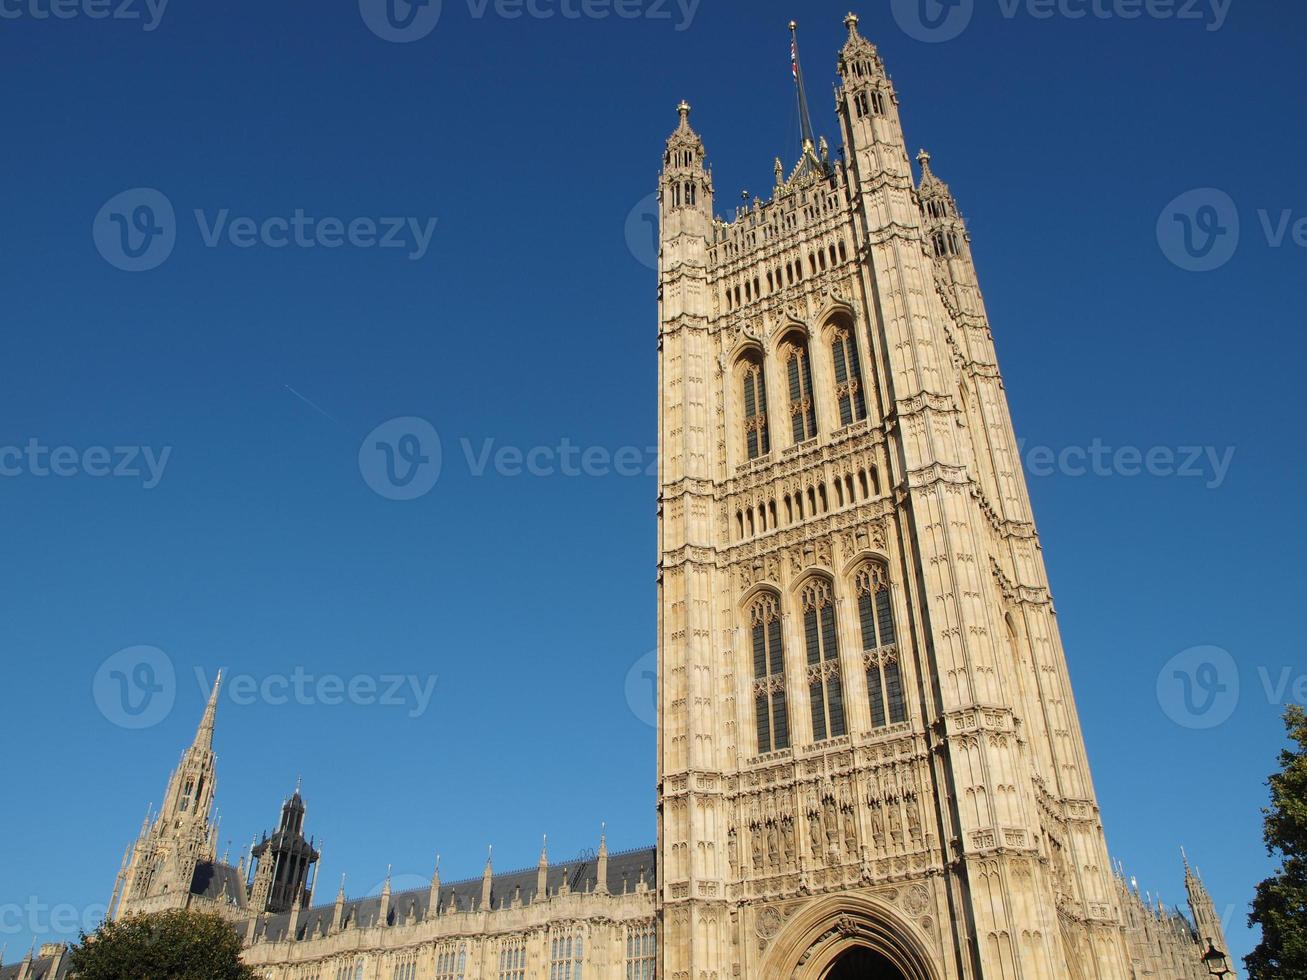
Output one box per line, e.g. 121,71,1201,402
791,38,799,81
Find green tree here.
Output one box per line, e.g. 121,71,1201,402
1247,704,1307,979
70,908,259,980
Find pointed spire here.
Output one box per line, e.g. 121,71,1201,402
378,866,392,928
596,823,610,895
481,846,494,910
194,669,222,749
427,854,442,920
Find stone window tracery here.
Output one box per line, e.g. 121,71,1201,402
831,324,868,426
750,592,790,754
801,578,846,741
741,354,770,461
783,338,817,444
856,563,907,727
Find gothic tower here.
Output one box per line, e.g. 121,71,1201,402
248,786,320,915
656,15,1133,978
111,673,223,918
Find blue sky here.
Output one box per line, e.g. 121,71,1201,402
0,0,1302,967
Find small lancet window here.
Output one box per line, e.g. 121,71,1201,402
802,579,846,742
784,339,818,444
741,356,771,461
856,564,907,728
831,325,868,426
750,593,790,754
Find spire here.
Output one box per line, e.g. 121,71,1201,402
481,846,493,910
378,866,392,928
331,874,346,934
595,823,610,895
194,669,222,750
537,835,549,901
427,854,441,919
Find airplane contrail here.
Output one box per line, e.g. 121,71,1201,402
284,385,342,427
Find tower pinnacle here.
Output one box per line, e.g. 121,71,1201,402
195,669,222,749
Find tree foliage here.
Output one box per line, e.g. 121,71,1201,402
1247,704,1307,979
70,908,259,980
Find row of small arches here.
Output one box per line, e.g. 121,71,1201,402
723,239,850,312
735,466,881,541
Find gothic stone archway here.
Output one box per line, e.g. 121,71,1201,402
760,893,942,980
824,945,908,979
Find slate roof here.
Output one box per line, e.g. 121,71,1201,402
0,952,72,980
190,860,250,909
260,846,657,944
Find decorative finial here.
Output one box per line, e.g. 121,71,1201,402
789,19,797,31
917,148,932,170
677,100,691,121
741,189,750,202
845,12,860,32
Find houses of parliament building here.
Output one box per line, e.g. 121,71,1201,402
2,14,1235,980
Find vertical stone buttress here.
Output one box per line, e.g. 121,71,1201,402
835,16,1128,977
657,100,723,980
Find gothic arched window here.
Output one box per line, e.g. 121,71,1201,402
831,324,868,426
749,593,789,754
855,563,907,728
741,355,770,461
783,337,817,444
801,579,846,741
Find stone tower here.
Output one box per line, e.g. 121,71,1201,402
248,786,320,915
111,673,223,918
655,15,1134,978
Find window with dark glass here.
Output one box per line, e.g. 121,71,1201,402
831,326,868,426
801,579,846,741
750,593,789,754
742,358,770,461
856,563,907,728
784,341,817,443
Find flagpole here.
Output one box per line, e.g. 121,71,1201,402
790,20,818,155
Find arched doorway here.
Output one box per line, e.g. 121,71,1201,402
824,945,908,979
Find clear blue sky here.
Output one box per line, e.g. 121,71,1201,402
0,0,1302,967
